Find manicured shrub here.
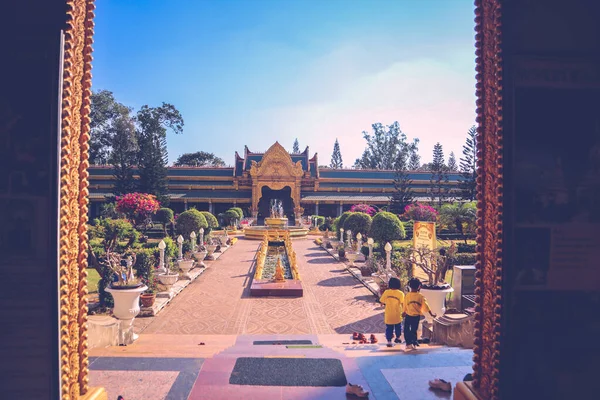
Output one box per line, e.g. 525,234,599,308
175,209,208,238
229,207,244,220
162,236,177,259
457,243,476,253
343,212,372,237
224,209,240,225
369,211,406,244
200,211,219,234
455,253,477,265
336,211,353,232
155,208,174,235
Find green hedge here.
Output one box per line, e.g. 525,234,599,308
455,253,477,265
343,212,372,237
336,212,353,232
457,243,476,253
176,209,208,237
201,211,219,234
369,212,406,244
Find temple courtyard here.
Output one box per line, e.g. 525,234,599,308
89,237,473,400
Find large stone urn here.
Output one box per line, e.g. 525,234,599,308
193,250,207,268
346,251,358,267
178,259,195,280
105,284,147,345
421,286,455,323
205,244,217,260
157,273,179,298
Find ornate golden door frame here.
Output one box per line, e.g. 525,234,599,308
57,0,503,399
249,142,304,218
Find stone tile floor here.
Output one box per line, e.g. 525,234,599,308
90,238,473,399
138,238,385,335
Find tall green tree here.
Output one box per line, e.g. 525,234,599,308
90,90,128,165
136,103,184,204
330,138,343,169
429,142,449,207
110,107,138,195
354,121,419,170
459,125,478,201
408,150,421,170
389,149,414,214
174,151,225,167
447,151,458,171
292,138,300,153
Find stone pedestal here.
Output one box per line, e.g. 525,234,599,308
87,315,120,349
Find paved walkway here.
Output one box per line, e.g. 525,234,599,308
141,238,385,335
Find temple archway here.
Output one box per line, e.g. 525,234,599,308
256,186,295,224
249,142,305,223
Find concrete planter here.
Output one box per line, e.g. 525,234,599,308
105,284,147,345
421,286,455,323
193,250,207,268
157,273,179,298
178,259,195,280
346,252,358,267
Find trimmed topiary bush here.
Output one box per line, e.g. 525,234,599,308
369,211,406,244
229,207,244,220
200,211,219,234
175,209,208,238
337,211,353,232
343,212,372,237
155,207,174,235
455,253,477,265
457,243,476,253
224,209,240,225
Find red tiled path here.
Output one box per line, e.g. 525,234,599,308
142,238,385,335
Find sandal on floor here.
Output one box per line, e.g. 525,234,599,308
346,383,369,398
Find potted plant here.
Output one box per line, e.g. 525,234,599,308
193,246,207,268
140,275,157,308
156,258,179,297
402,243,456,322
205,235,217,260
178,251,195,280
102,251,147,345
360,258,377,277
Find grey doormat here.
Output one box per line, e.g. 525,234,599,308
253,340,312,345
229,357,347,386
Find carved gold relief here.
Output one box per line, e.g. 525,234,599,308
60,0,104,399
472,0,503,399
250,142,304,212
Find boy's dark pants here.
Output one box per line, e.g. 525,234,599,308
385,323,402,341
403,315,420,344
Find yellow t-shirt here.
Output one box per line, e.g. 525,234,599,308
404,292,431,317
379,289,405,325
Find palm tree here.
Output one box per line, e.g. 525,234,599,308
439,202,477,243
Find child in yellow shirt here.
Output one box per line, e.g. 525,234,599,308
379,277,405,348
403,278,437,350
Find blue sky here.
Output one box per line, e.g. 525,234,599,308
92,0,477,167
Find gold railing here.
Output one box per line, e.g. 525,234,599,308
254,231,301,280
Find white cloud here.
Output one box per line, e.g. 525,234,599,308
245,56,476,166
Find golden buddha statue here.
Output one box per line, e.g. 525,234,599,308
273,258,286,282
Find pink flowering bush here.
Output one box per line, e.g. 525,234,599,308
403,203,438,222
350,204,377,217
116,193,160,227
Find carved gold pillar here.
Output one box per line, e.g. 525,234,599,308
59,0,107,399
251,183,259,218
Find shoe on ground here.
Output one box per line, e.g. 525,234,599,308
369,334,378,343
352,332,360,341
358,333,367,341
394,338,402,344
386,341,393,348
429,379,452,392
405,344,415,350
346,383,369,398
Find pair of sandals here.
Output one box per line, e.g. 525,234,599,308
352,332,377,344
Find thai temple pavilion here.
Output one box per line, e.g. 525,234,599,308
88,142,462,220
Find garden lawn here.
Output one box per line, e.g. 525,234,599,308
87,268,100,293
